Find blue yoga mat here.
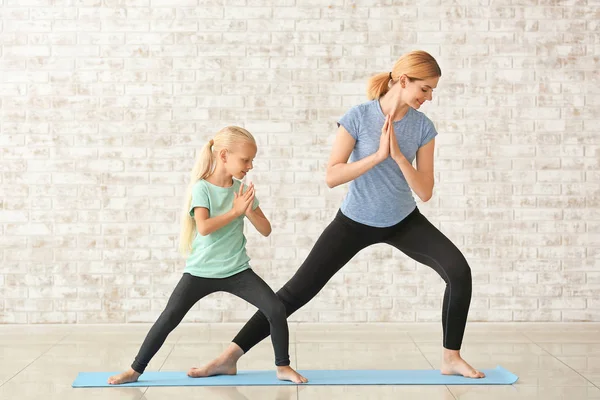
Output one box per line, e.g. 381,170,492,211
73,366,518,387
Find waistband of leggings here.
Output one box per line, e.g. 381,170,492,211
334,206,420,230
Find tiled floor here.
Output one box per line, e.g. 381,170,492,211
1,323,599,399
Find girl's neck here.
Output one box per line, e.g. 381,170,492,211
205,166,233,188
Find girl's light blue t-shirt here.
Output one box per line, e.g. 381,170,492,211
185,179,259,278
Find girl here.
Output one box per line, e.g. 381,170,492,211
193,51,485,379
108,126,307,385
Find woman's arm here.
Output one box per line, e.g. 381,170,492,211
326,118,390,188
391,134,435,202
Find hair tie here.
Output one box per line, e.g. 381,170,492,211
389,71,392,80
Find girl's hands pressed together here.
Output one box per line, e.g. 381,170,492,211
233,182,254,217
244,182,255,216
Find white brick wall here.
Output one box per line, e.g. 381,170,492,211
0,1,598,323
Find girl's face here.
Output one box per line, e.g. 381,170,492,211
400,75,439,110
222,142,257,180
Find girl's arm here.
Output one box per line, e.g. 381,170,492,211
325,118,390,188
193,207,239,236
193,185,254,236
245,206,271,237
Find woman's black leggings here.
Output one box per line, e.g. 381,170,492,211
233,207,472,352
131,270,290,374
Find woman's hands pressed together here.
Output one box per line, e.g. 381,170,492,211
376,114,405,164
375,114,391,163
388,116,404,163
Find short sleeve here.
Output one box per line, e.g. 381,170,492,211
189,181,210,217
337,105,361,140
420,115,438,148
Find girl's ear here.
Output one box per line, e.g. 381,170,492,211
219,148,228,163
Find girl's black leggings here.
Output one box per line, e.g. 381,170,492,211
233,207,472,352
131,270,290,374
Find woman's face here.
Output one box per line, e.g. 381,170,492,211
401,75,439,110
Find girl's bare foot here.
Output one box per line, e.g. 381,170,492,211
276,365,308,384
441,349,485,378
187,343,243,378
107,368,141,385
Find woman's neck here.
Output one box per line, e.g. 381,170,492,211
378,86,409,122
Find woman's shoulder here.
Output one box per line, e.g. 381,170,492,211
356,99,378,112
345,99,379,119
410,107,432,120
409,108,435,127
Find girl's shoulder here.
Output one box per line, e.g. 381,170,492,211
192,179,208,191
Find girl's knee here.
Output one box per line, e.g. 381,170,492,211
272,300,287,319
263,300,286,322
278,283,313,310
277,285,295,305
160,309,184,328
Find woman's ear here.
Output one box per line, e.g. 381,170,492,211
400,74,407,88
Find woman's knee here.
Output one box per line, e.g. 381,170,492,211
444,251,472,285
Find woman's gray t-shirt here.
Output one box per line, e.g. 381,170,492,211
337,99,438,227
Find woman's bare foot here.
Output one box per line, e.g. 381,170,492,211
276,365,308,384
187,343,243,378
441,349,485,378
107,368,141,385
188,357,237,378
